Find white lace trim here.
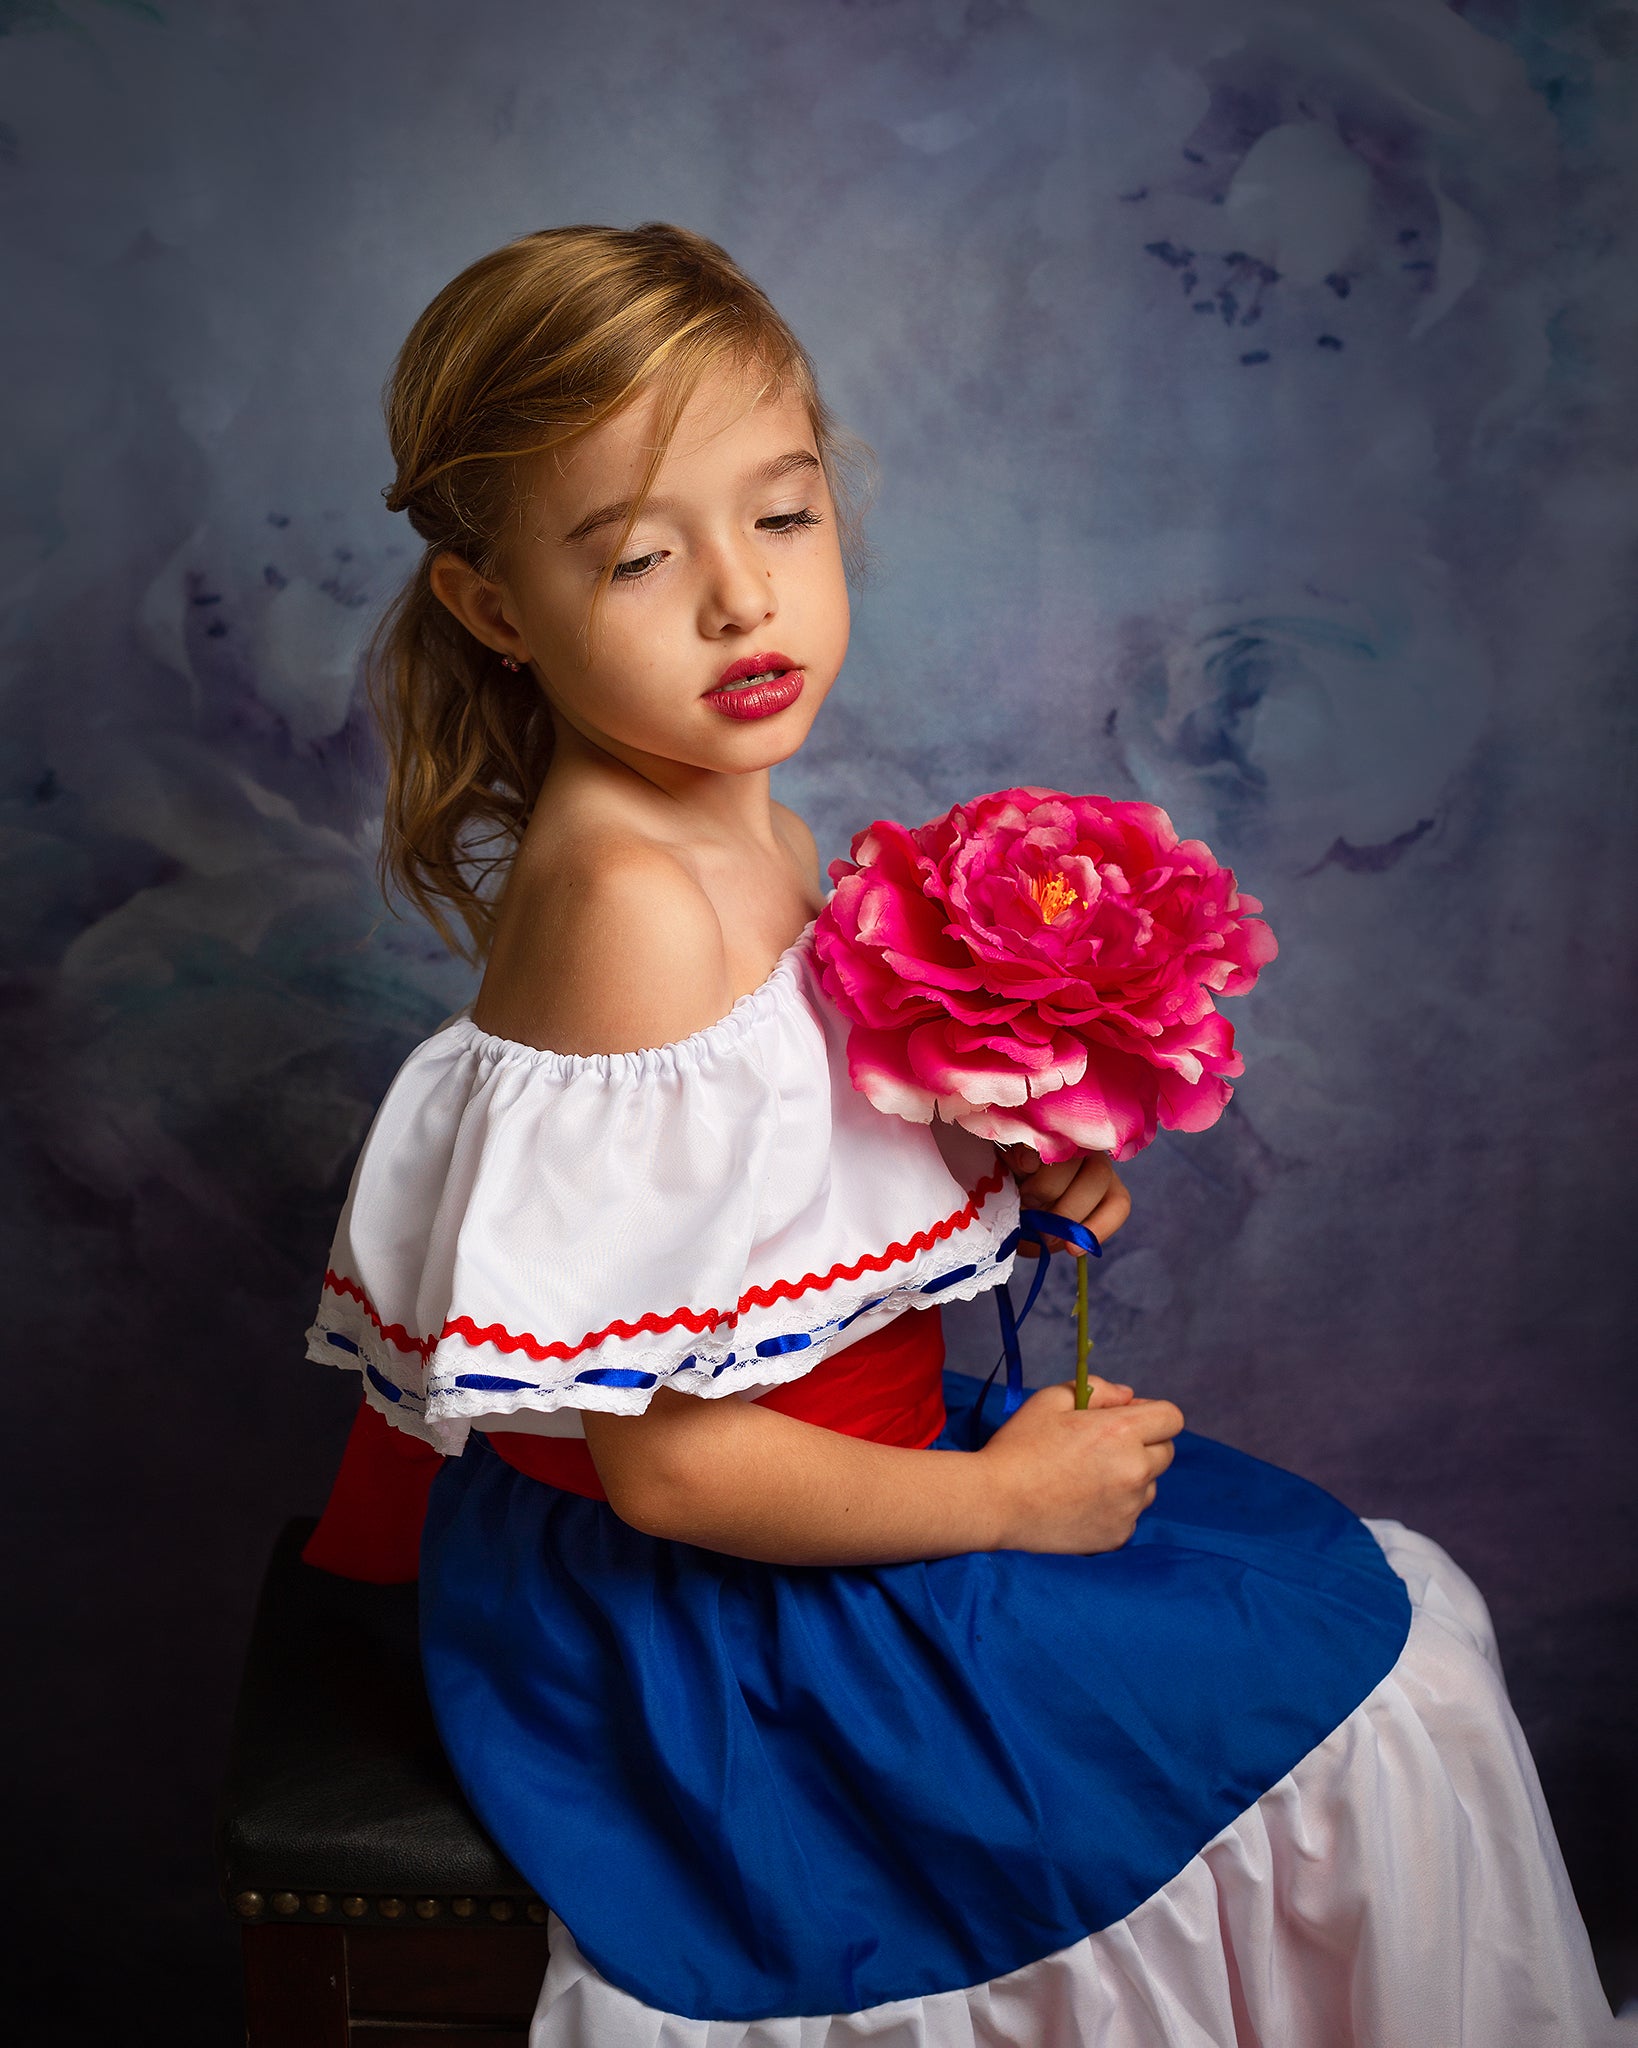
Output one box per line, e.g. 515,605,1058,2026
306,1171,1017,1455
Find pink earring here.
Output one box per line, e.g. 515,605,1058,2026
500,654,523,671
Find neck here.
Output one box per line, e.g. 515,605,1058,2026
543,711,782,852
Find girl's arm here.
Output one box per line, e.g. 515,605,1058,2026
583,1375,1182,1566
499,844,1181,1565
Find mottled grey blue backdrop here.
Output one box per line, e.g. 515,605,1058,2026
3,0,1634,2036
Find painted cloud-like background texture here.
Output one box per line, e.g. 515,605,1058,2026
3,0,1634,2033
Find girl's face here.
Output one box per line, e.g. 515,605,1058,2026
434,358,851,783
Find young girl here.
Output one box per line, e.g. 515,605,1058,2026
303,223,1621,2045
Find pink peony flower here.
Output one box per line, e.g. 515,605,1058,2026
813,787,1278,1166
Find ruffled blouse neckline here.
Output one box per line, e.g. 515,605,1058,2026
445,915,820,1077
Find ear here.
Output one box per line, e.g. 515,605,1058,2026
427,552,531,664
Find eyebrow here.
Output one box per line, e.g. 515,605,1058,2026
559,449,823,548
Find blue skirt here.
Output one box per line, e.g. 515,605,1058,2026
419,1370,1411,2023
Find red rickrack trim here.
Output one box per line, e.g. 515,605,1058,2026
322,1272,436,1359
322,1164,1007,1367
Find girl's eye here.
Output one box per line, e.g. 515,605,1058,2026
759,508,822,536
610,549,667,583
609,509,821,584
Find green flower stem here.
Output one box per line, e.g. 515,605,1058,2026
1074,1250,1092,1409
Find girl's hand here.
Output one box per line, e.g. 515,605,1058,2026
977,1379,1183,1554
1000,1142,1131,1257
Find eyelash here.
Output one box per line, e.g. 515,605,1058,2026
610,508,823,584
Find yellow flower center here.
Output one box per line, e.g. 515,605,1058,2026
1028,871,1080,923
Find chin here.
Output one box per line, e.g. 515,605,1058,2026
707,676,831,761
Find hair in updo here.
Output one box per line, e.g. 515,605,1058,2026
369,222,875,964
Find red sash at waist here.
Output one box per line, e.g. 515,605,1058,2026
302,1307,947,1580
488,1305,947,1500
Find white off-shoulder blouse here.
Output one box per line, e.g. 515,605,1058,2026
306,915,1021,1456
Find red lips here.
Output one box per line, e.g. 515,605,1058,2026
703,651,806,722
710,651,795,691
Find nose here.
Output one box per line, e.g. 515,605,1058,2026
698,530,775,638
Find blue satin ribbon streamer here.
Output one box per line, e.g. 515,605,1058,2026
968,1208,1103,1449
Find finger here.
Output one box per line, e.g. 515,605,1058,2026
1059,1158,1129,1254
1055,1149,1116,1220
1024,1151,1123,1255
1126,1398,1185,1442
1056,1375,1134,1408
1079,1169,1132,1249
1019,1161,1079,1233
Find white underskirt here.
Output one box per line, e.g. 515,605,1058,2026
527,1521,1628,2048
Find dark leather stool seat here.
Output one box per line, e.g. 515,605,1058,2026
216,1518,549,2045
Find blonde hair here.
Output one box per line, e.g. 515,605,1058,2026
368,222,875,964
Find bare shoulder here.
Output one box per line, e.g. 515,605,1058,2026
472,836,733,1057
771,800,822,895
